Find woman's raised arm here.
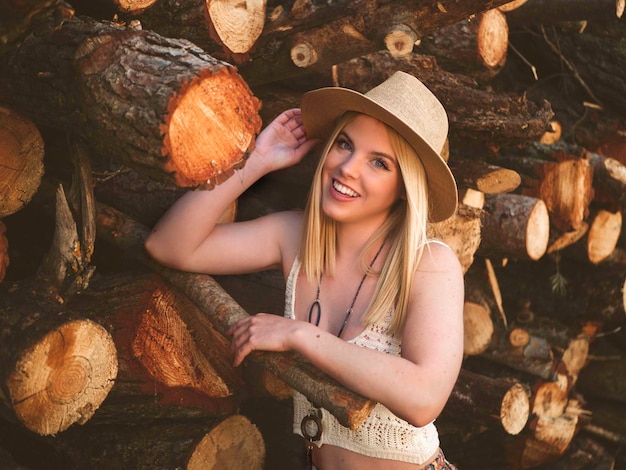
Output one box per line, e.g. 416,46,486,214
144,108,318,274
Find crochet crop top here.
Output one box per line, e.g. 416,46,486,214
284,257,440,464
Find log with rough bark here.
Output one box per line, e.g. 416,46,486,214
448,158,521,194
92,168,237,228
237,0,519,86
494,144,594,233
136,0,266,60
50,414,265,469
0,107,45,219
587,151,626,207
0,280,118,435
480,193,550,261
94,201,375,429
443,369,530,435
427,204,483,274
0,14,262,189
66,272,245,422
416,8,509,83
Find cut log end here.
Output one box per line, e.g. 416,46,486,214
7,319,118,435
291,42,318,68
208,0,266,54
501,383,530,435
187,415,265,469
0,106,44,218
384,25,418,58
463,300,494,355
526,198,550,260
164,67,262,188
587,209,622,264
477,9,508,68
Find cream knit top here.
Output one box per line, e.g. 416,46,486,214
284,258,440,464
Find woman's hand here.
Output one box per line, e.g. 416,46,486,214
251,108,319,173
227,313,307,367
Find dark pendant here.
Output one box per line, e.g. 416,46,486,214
308,299,321,326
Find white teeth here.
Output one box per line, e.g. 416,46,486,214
333,180,358,197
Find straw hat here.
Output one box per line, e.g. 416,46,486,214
301,71,457,222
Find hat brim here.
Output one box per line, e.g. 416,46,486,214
301,87,457,223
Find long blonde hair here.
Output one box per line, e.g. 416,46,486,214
299,112,430,335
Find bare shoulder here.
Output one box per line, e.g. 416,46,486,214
417,240,463,275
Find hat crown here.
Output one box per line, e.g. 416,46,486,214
364,71,448,154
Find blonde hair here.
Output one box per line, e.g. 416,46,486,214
299,112,430,334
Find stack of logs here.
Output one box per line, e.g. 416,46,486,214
1,0,625,468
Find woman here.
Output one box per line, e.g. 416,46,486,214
145,71,464,469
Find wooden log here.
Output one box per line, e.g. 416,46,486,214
567,209,622,265
94,201,375,429
0,0,72,55
494,146,594,233
136,0,266,60
587,151,626,207
427,204,483,274
416,8,509,82
512,399,583,469
66,273,245,422
51,414,265,469
480,193,550,261
0,280,118,435
0,15,262,189
317,51,554,148
237,0,520,86
0,107,45,219
93,168,237,228
448,158,521,194
443,369,530,435
459,188,485,209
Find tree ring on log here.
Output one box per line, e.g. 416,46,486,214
164,68,261,188
0,106,44,218
477,8,508,68
208,0,266,54
187,414,265,469
7,319,118,435
501,382,530,435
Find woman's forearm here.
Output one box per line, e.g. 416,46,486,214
144,150,269,268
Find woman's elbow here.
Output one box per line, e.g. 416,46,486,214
144,232,179,268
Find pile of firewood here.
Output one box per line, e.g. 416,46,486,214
0,0,625,468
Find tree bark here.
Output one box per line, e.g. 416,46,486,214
416,8,509,83
0,15,262,189
448,158,521,194
51,414,265,469
480,193,551,261
444,369,530,436
0,107,45,218
494,144,594,233
237,0,520,86
0,280,118,435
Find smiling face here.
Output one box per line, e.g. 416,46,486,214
320,114,404,229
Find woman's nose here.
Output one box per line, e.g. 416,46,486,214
338,153,361,178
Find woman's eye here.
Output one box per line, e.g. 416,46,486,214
335,137,352,151
373,158,390,171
